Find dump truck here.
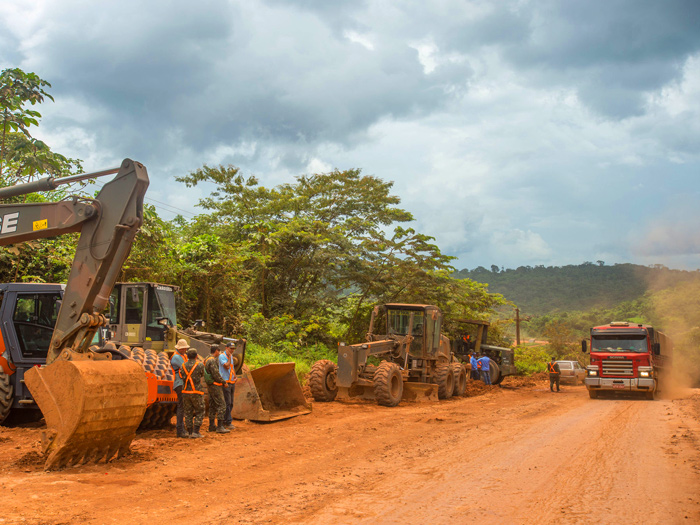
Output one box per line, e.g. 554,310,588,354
0,159,150,469
582,322,672,399
104,282,310,422
309,303,468,407
452,319,517,385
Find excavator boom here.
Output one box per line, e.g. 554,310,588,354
0,159,150,469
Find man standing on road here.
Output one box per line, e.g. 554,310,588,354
219,342,238,429
547,357,561,392
469,354,479,381
180,348,206,438
205,345,229,434
171,339,189,438
478,355,492,385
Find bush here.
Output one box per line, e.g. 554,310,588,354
514,344,551,375
244,341,337,383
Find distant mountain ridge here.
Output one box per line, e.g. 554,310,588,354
454,263,700,316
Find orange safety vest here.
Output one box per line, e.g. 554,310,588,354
477,360,482,369
205,356,222,386
224,353,237,384
180,362,204,395
548,362,558,374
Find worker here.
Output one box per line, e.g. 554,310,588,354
204,345,229,434
469,353,479,380
180,348,206,438
478,355,492,385
547,357,561,392
170,339,189,438
219,341,237,429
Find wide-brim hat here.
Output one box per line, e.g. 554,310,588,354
175,339,190,350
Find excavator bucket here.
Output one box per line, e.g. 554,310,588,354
232,363,311,422
24,359,148,470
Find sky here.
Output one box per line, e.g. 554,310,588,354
1,0,699,271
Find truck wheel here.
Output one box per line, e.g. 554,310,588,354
435,364,454,399
451,363,467,396
373,361,403,407
0,371,13,424
309,360,339,402
588,389,598,399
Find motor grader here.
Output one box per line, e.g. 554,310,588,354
309,303,468,407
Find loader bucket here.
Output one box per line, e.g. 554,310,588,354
232,363,311,422
24,359,148,470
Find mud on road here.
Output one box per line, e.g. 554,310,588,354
2,377,700,524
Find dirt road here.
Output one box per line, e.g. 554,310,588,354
2,378,700,524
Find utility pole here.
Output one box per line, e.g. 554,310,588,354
516,307,521,346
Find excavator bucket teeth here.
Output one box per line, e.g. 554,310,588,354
232,363,311,422
24,359,148,470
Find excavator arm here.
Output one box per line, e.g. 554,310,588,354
0,159,150,469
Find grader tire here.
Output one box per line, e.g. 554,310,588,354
451,363,467,397
0,371,13,424
435,364,454,399
373,361,403,407
308,360,339,402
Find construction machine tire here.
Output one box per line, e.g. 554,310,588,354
0,371,13,424
588,389,598,399
308,360,338,402
451,363,467,397
435,363,454,399
373,361,403,407
489,360,501,385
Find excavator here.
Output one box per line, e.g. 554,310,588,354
0,159,150,469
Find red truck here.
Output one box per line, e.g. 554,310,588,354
581,322,672,399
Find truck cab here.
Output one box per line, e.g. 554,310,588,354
583,322,671,399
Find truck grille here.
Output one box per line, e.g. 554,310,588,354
602,358,633,376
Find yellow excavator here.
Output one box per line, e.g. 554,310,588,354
0,159,150,469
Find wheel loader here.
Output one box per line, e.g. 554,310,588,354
103,282,311,422
309,303,468,407
0,159,151,470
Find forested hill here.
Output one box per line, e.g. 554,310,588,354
454,263,700,315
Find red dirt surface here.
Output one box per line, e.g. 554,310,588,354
1,377,700,524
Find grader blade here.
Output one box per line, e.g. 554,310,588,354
232,363,311,422
338,382,438,403
24,359,148,470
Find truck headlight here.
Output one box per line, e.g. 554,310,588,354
639,370,651,378
587,369,598,377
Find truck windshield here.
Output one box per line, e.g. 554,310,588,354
592,334,648,353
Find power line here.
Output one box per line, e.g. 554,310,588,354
88,179,199,218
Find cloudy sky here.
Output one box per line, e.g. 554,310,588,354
2,0,699,271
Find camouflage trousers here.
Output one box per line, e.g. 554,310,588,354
207,383,226,425
183,393,205,430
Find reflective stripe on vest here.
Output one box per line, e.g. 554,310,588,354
181,362,204,395
548,362,558,373
225,353,236,384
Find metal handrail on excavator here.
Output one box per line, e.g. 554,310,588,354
0,159,150,469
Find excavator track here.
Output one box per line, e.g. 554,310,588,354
24,359,148,470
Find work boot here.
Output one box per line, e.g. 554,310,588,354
190,425,203,439
208,420,216,432
216,423,230,434
181,427,192,438
225,422,235,430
